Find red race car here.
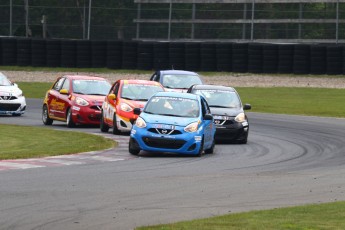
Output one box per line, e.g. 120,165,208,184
100,79,164,134
42,75,111,127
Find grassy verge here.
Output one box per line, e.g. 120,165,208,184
0,124,115,160
18,82,53,98
136,201,345,229
237,87,345,118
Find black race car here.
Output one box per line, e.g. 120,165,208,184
187,84,251,144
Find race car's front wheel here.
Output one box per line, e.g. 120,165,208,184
100,111,109,132
205,138,215,154
196,137,205,157
112,114,121,135
42,105,53,125
66,108,76,128
129,137,140,155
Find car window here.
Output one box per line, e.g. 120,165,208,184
162,74,202,89
121,84,164,101
73,80,111,95
0,73,12,86
61,78,70,91
195,89,241,108
145,96,199,118
53,78,66,91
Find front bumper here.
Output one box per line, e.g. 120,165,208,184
71,105,102,125
0,96,26,115
130,126,203,155
214,121,249,141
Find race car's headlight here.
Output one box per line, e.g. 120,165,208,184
135,117,146,128
184,121,199,133
120,103,133,112
75,97,89,106
235,113,246,123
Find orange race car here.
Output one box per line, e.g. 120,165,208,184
42,75,111,127
100,79,165,134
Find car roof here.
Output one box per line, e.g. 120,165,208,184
160,70,199,76
154,91,200,100
191,84,236,92
64,75,107,81
119,79,162,86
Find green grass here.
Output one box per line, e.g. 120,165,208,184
0,124,115,160
237,87,345,118
18,82,53,98
136,201,345,230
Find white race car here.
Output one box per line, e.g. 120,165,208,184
0,72,26,116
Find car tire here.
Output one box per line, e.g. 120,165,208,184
66,108,76,128
42,105,53,125
12,114,22,117
205,138,215,154
112,114,121,135
100,111,109,133
129,137,140,155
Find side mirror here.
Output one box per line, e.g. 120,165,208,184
243,104,251,110
204,114,213,120
108,94,116,101
133,108,141,115
60,89,69,95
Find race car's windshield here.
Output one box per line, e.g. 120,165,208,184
144,96,200,118
0,73,13,86
162,74,202,89
121,84,164,101
194,89,241,108
72,80,111,95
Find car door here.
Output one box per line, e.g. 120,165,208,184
57,77,71,119
103,81,119,125
201,97,214,148
47,77,66,118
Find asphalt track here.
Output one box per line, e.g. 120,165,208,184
1,98,345,230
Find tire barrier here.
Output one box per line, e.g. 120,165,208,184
326,46,342,75
137,41,153,70
107,40,122,69
216,43,233,72
1,38,17,66
248,43,263,73
310,45,326,75
200,43,217,72
232,43,248,73
278,44,294,74
169,42,185,70
60,40,76,68
122,41,137,70
16,38,31,66
153,42,169,70
91,40,107,68
46,39,61,67
1,37,345,76
31,39,46,67
262,44,279,73
293,44,310,74
76,40,91,68
185,42,200,71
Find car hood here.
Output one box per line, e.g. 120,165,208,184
164,88,188,93
121,99,147,109
141,113,197,126
0,85,22,96
210,107,244,117
76,94,105,105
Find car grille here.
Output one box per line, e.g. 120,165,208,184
142,137,186,149
148,128,182,135
0,103,21,111
90,105,101,111
0,95,17,100
88,113,102,121
214,119,234,126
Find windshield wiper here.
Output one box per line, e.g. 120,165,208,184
73,91,85,95
158,113,184,117
88,93,106,96
210,105,236,108
122,97,134,100
135,99,148,101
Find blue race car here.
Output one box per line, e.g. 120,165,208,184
129,92,216,156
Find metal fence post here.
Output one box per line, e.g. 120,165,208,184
336,0,339,44
168,0,172,40
251,0,255,41
136,3,141,39
87,0,92,40
25,0,29,37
